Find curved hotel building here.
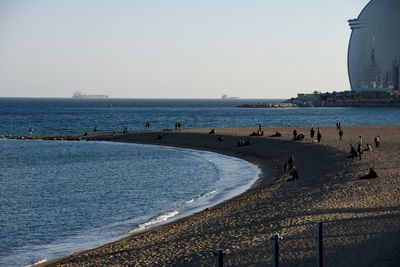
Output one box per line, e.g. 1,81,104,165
348,0,400,92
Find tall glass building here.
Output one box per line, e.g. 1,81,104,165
348,0,400,92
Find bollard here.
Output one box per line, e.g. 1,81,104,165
316,222,323,267
214,248,224,267
271,234,281,267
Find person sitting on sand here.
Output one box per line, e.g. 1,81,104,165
358,168,378,180
294,133,304,141
347,144,358,159
364,143,372,152
209,129,216,135
270,131,282,137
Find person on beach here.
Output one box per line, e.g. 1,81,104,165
339,128,343,141
287,155,295,171
93,126,98,133
357,136,363,147
359,168,378,180
357,144,363,160
177,122,182,131
374,135,380,148
270,131,281,137
317,128,322,143
293,129,297,139
258,123,262,132
347,144,358,159
364,143,372,152
145,122,150,130
28,127,33,136
175,122,178,131
209,129,216,134
310,127,315,141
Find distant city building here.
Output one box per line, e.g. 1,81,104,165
348,0,400,92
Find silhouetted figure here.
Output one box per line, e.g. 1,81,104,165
209,129,216,134
270,131,281,137
317,128,322,143
28,127,33,136
93,126,98,133
293,129,297,139
310,127,315,141
287,155,295,171
374,135,380,148
217,136,224,142
359,168,378,180
145,122,150,130
258,123,262,132
357,144,363,160
339,128,343,141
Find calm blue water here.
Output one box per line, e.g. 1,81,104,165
2,98,400,136
0,139,259,266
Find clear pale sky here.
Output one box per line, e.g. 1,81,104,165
0,0,370,98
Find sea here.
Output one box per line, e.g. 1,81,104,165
2,98,400,266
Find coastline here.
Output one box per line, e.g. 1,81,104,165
25,126,400,266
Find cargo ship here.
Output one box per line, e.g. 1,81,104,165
72,91,109,99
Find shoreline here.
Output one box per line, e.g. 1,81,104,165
32,132,278,267
10,125,400,266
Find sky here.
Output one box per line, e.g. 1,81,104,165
0,0,370,99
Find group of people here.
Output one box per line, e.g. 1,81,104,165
122,125,129,134
309,127,322,143
348,135,380,161
175,122,182,131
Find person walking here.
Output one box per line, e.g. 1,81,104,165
317,128,322,143
339,128,343,141
310,127,315,142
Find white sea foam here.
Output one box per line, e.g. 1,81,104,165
28,258,48,266
129,210,179,233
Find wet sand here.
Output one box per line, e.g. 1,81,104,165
35,125,400,266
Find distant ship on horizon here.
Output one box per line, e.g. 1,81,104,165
221,94,240,100
72,91,109,99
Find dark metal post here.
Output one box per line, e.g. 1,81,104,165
271,234,280,267
215,248,224,267
316,222,323,267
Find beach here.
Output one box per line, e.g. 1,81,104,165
37,125,400,266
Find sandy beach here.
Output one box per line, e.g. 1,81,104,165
36,125,400,267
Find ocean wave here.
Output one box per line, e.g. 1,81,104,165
129,210,179,233
28,258,48,266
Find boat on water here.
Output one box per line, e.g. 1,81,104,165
221,94,240,100
72,91,109,99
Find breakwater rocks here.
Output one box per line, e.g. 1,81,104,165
238,102,296,108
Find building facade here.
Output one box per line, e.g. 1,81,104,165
348,0,400,92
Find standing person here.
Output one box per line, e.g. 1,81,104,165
293,129,297,139
177,122,182,131
175,122,178,131
310,127,315,142
317,128,322,143
357,135,362,150
258,123,262,132
339,128,343,141
357,143,363,161
374,135,380,148
28,127,33,136
93,125,98,133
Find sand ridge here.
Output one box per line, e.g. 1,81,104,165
36,125,400,266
